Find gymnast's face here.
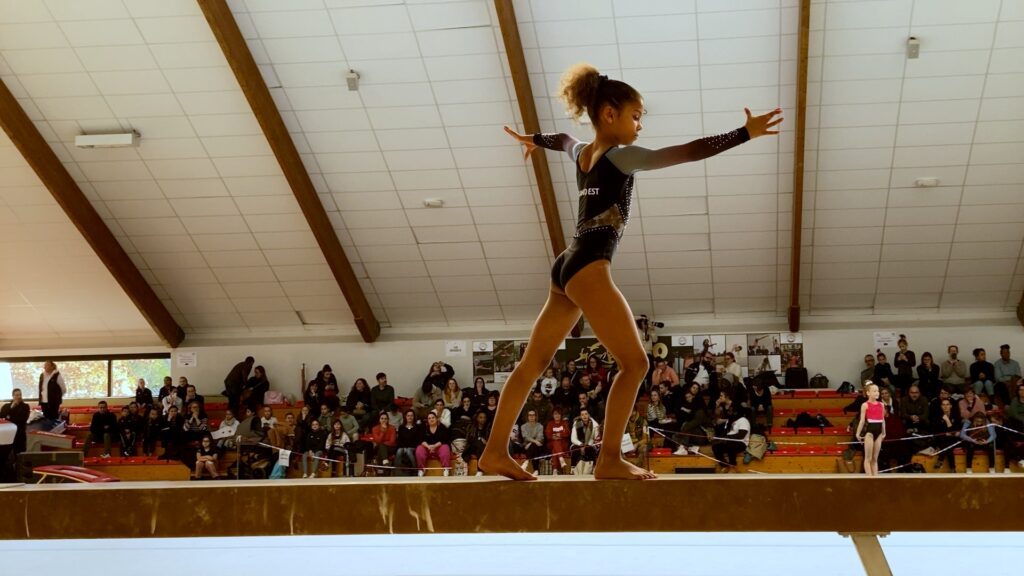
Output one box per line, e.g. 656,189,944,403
598,100,644,145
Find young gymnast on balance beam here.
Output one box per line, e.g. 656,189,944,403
479,63,783,480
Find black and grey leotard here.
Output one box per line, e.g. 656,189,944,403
534,127,751,290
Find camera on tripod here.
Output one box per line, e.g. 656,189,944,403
635,314,664,330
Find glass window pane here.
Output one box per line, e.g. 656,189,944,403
56,360,109,399
0,361,45,399
111,358,170,398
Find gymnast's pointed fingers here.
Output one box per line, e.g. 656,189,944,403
767,117,784,128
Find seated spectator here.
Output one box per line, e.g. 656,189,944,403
325,419,352,477
161,386,182,415
142,407,161,457
873,350,895,393
413,379,441,420
183,401,209,443
384,403,402,428
303,380,323,416
183,386,205,416
134,378,154,409
322,370,340,412
892,335,916,395
545,409,570,474
538,368,559,397
370,372,395,416
646,388,676,430
508,421,522,457
346,378,373,429
970,348,996,399
442,377,463,410
549,375,578,414
928,386,954,428
960,413,1000,473
584,355,608,390
859,354,876,388
994,345,1021,405
0,388,29,454
258,405,278,442
337,405,372,467
916,352,940,400
269,413,296,449
481,392,499,424
236,407,264,443
929,396,961,471
244,366,270,413
898,384,929,436
395,410,420,477
959,388,986,422
941,345,968,394
451,396,475,426
156,376,174,403
193,434,220,480
748,378,773,428
175,377,190,401
214,408,240,450
299,419,327,478
462,376,490,411
159,405,185,460
562,359,582,388
521,389,553,425
712,407,750,473
416,412,451,477
370,412,397,469
117,406,137,457
83,401,117,458
626,403,649,467
570,408,600,475
675,382,708,454
431,399,451,428
720,354,741,385
316,404,334,431
520,410,545,473
1005,380,1024,433
462,410,491,465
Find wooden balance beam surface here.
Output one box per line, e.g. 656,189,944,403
85,463,191,482
0,475,1021,539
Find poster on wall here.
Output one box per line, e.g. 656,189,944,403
177,351,197,368
747,333,781,377
873,331,898,351
472,341,494,385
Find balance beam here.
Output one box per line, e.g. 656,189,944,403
0,475,1021,539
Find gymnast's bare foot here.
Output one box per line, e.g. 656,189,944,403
593,456,657,480
479,450,536,481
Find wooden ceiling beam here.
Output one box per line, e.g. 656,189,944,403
494,0,583,336
198,0,380,342
0,78,185,348
788,0,811,333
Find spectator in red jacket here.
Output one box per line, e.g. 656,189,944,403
370,412,397,468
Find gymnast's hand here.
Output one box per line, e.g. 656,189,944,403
744,108,784,138
504,125,537,160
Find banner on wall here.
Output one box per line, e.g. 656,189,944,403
873,331,899,351
177,351,197,367
445,340,467,357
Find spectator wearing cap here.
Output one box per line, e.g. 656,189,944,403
993,345,1020,406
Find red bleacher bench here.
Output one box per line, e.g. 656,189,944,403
649,448,673,456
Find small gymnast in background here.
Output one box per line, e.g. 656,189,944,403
479,63,782,480
856,382,886,476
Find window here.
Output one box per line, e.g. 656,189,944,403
0,354,171,400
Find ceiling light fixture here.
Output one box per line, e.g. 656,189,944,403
345,69,360,91
74,132,139,148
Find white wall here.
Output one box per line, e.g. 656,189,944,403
3,322,1021,400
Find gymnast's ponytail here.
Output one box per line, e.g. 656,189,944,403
558,63,641,126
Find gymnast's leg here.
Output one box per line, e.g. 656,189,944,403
479,286,582,480
564,260,655,480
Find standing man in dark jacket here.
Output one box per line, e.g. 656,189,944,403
0,389,30,454
370,372,395,415
38,361,66,421
224,356,254,415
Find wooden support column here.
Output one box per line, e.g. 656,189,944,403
788,0,811,333
198,0,379,342
494,0,582,336
0,79,185,348
842,533,894,576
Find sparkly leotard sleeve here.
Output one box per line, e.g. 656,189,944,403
533,127,750,290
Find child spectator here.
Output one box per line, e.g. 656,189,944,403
300,419,327,478
142,407,161,457
117,406,137,457
193,434,219,480
416,411,451,477
545,408,570,474
83,401,117,458
538,368,559,397
183,401,209,443
326,419,351,477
